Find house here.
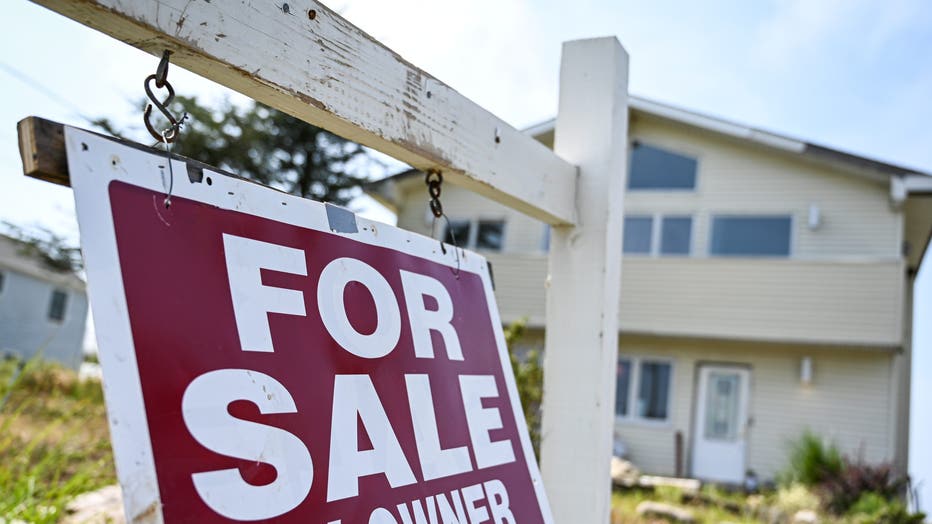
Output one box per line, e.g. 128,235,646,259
0,234,89,369
366,96,932,484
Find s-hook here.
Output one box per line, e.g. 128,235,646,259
143,50,189,207
144,50,188,144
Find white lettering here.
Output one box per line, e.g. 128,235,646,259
461,483,490,524
318,258,401,358
400,271,463,360
436,489,468,524
369,508,399,524
397,496,438,524
182,369,312,520
222,234,307,352
405,374,473,481
459,375,516,469
327,375,416,501
483,480,515,524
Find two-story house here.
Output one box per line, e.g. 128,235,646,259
366,96,932,484
0,234,89,369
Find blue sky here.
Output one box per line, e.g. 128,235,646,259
2,0,931,508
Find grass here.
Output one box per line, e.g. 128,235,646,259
0,358,115,523
611,486,763,524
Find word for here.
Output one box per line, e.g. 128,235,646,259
178,235,517,521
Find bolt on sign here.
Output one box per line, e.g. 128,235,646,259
67,127,553,523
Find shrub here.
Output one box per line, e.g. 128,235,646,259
504,320,542,460
820,459,906,515
783,431,843,486
847,492,925,524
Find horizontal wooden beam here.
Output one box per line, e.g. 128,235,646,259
31,0,578,225
18,116,68,186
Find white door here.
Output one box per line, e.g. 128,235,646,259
692,365,750,483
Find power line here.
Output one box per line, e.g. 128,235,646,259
0,61,85,117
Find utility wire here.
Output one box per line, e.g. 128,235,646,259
0,61,85,118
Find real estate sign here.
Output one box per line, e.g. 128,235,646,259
67,127,552,523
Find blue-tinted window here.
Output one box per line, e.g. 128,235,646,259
48,289,68,322
443,220,470,246
637,361,671,420
476,221,504,251
623,216,653,254
660,217,692,255
710,216,792,256
628,143,697,190
615,359,631,417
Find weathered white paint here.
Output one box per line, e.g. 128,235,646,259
540,38,628,524
30,0,578,226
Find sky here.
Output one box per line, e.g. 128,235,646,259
2,0,932,509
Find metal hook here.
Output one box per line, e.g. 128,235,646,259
144,74,179,143
144,51,186,143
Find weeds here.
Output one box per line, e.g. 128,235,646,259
0,359,115,523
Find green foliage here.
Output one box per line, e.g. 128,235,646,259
820,459,905,515
504,319,543,460
92,96,373,206
847,492,925,524
783,430,843,486
0,221,83,273
0,359,114,523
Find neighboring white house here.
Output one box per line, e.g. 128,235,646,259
366,96,932,484
0,234,88,369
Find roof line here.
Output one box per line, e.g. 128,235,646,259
524,95,931,178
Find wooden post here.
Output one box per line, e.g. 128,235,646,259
27,0,578,226
541,37,628,523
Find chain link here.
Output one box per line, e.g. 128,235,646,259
424,169,460,277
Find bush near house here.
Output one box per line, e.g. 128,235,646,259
780,431,924,522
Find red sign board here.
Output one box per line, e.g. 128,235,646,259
68,128,552,523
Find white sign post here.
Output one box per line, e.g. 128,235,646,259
26,1,629,522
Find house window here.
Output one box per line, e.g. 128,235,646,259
623,216,653,254
710,215,792,256
443,220,471,246
623,215,693,256
443,219,505,252
476,221,504,251
0,272,5,294
628,142,698,190
615,357,673,422
659,216,692,255
48,289,68,322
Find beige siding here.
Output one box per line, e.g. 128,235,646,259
395,184,547,254
628,116,902,259
616,336,895,479
515,331,896,480
486,253,904,347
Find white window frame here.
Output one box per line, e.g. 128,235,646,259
708,214,795,258
443,218,507,252
623,213,694,257
615,355,675,426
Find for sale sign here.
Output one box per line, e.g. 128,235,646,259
67,128,552,524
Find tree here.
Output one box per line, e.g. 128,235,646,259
92,96,372,206
1,222,83,273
